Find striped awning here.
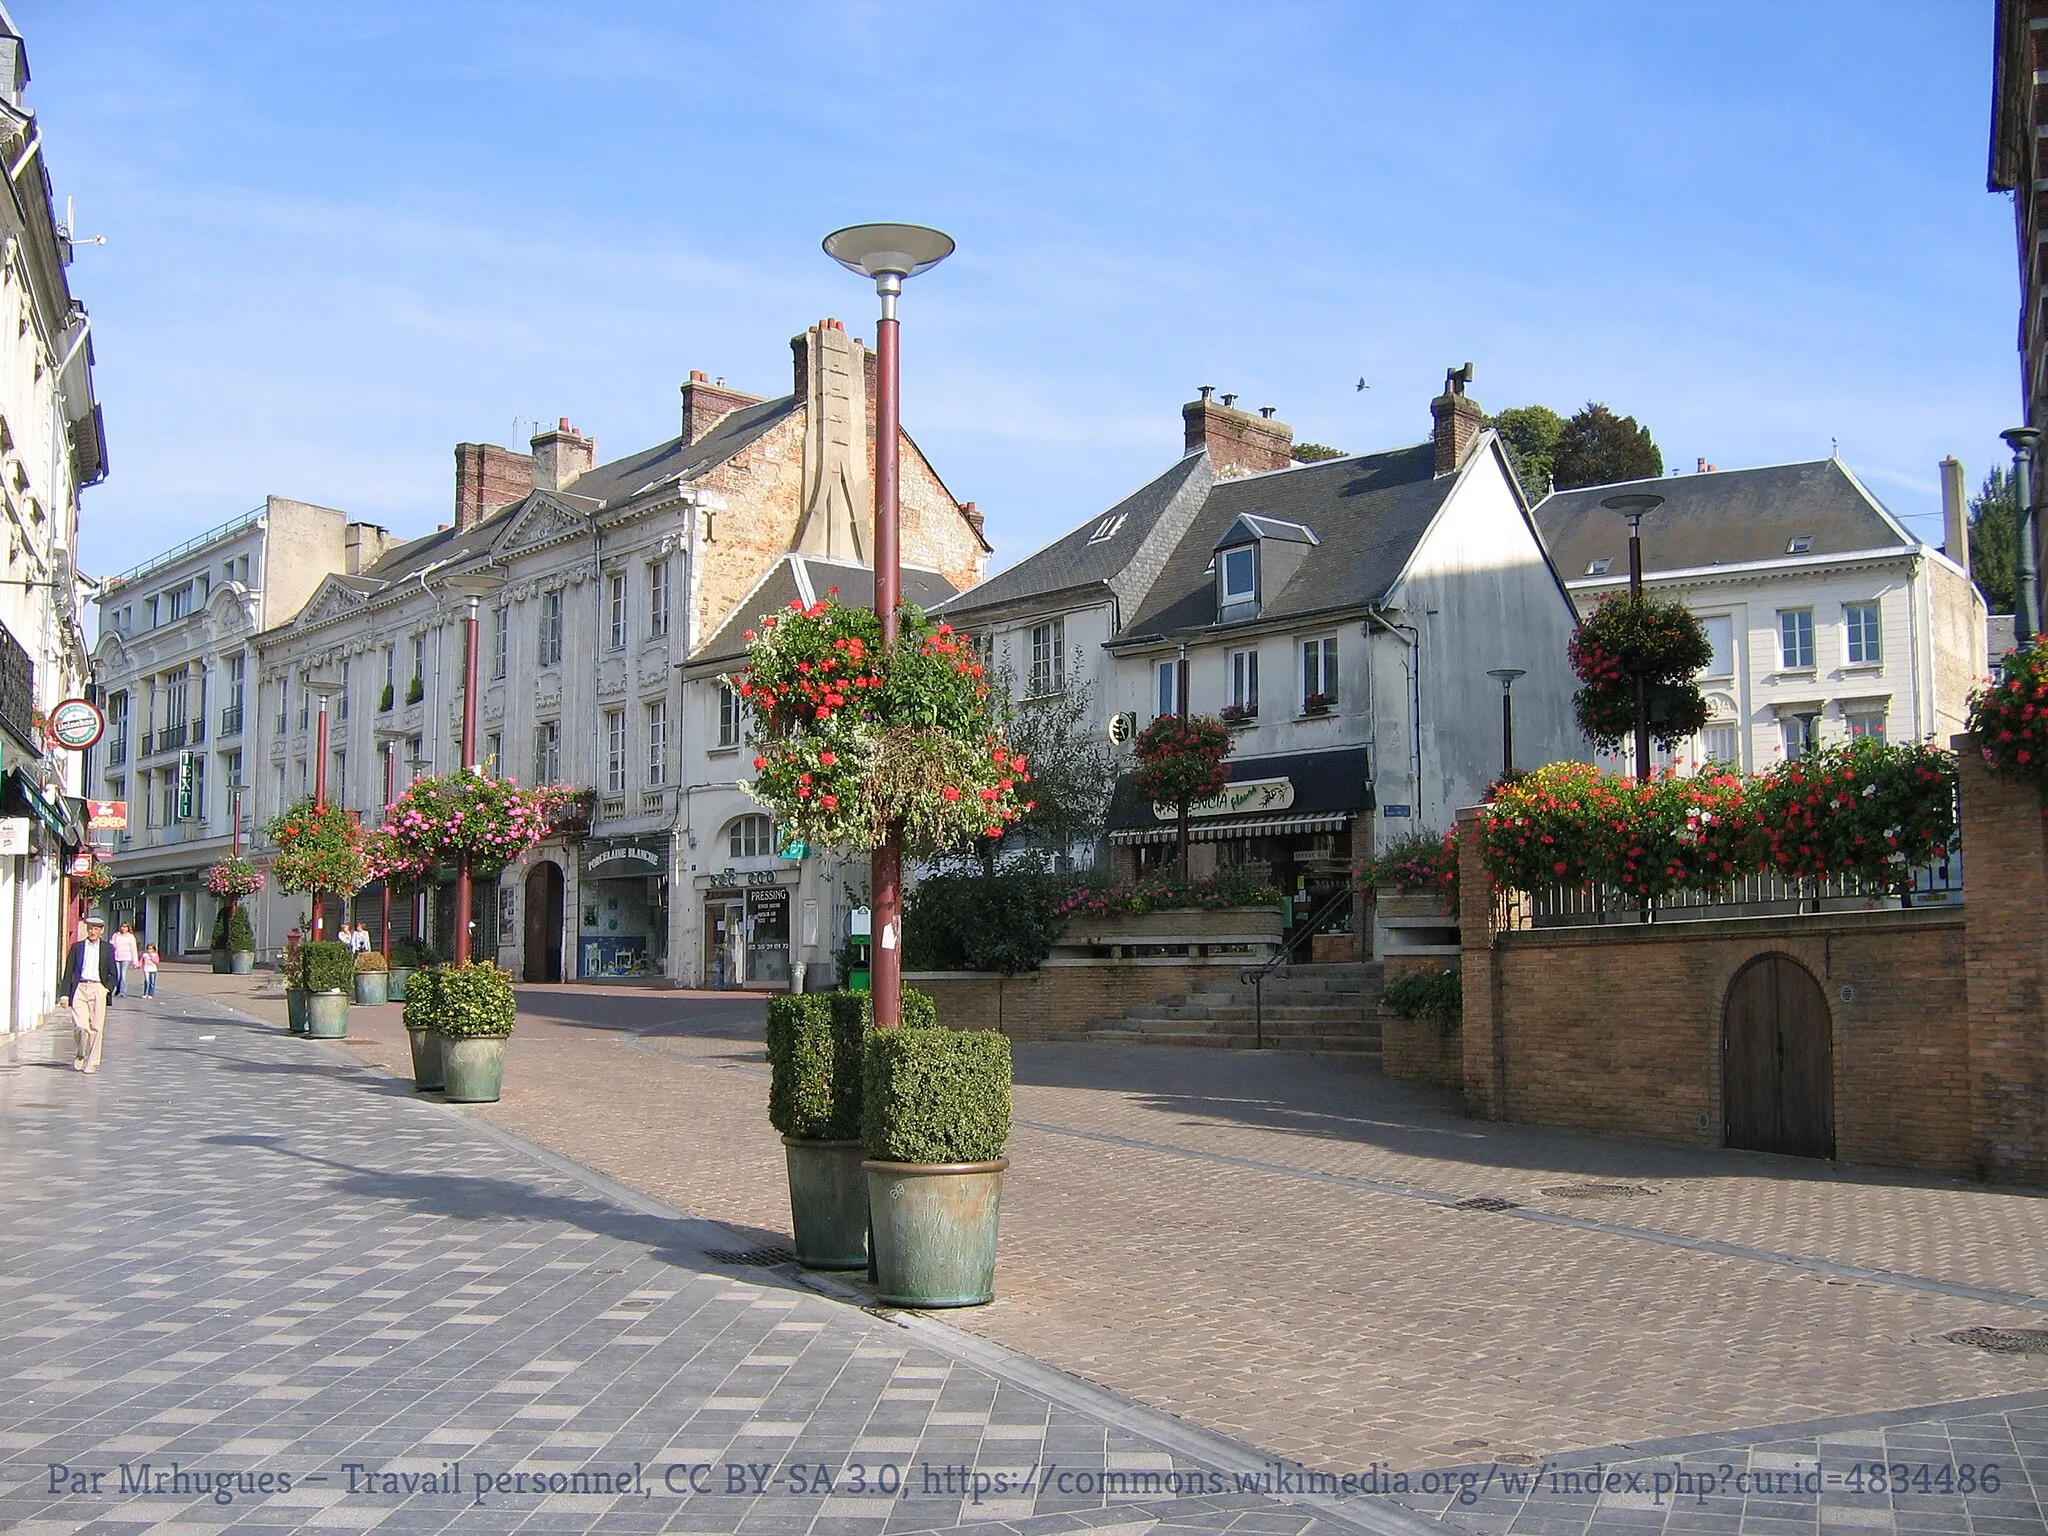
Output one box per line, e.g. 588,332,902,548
1109,811,1352,846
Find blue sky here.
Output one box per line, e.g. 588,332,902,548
21,2,2017,581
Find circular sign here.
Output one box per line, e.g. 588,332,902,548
48,698,104,750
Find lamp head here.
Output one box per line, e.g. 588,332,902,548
2003,427,2042,455
1600,493,1664,517
822,223,955,286
443,569,506,604
1488,668,1526,691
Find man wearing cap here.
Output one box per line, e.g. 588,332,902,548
61,913,120,1073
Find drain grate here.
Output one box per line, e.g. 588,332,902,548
704,1247,794,1268
1452,1196,1521,1213
1541,1183,1654,1200
1945,1326,2048,1355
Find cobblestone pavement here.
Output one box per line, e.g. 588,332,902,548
0,987,1413,1536
149,968,2048,1533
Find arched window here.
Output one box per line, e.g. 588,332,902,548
728,814,775,859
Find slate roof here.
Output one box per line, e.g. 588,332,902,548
935,454,1213,622
1533,459,1916,583
687,556,960,673
1115,441,1451,644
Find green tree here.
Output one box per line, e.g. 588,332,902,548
1552,402,1664,489
1971,464,2019,614
977,672,1117,868
1290,442,1345,463
1487,405,1566,503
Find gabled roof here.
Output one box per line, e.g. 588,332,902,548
1533,459,1916,583
1215,513,1317,550
1116,442,1449,644
687,556,960,674
935,453,1213,622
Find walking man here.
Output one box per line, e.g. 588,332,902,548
62,913,120,1073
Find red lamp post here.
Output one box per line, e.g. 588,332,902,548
823,223,954,1029
443,571,505,966
304,679,343,939
375,728,405,958
1600,493,1663,783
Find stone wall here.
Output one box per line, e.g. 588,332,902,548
909,960,1235,1042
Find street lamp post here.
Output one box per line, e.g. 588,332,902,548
304,679,344,939
228,779,247,860
1601,493,1664,781
375,727,406,959
406,750,430,950
2002,428,2041,644
1487,669,1525,782
1175,640,1192,873
443,571,506,967
823,222,954,1030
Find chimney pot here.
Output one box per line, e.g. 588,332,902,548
690,369,708,383
1220,393,1237,408
1259,406,1276,419
1430,368,1487,476
1198,385,1215,401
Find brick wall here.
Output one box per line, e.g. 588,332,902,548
909,961,1239,1042
1960,742,2048,1184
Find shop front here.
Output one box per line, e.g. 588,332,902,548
695,869,796,989
578,835,670,979
1106,747,1371,954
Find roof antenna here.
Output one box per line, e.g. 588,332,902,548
1831,436,1839,459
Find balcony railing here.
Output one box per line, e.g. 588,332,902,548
154,722,187,753
219,705,243,738
105,734,127,766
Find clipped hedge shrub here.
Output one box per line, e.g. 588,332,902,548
300,940,356,994
767,994,861,1141
354,949,389,972
431,961,517,1038
224,906,255,953
1382,968,1462,1034
401,966,442,1032
862,1025,1011,1164
838,986,937,1032
392,939,437,969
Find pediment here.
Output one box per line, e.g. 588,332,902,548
297,576,375,629
493,494,587,557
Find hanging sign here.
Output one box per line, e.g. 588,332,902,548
1152,777,1295,821
47,698,104,751
0,817,26,855
86,799,127,830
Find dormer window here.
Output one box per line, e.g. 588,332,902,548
1787,534,1813,555
1586,557,1612,576
1221,546,1256,605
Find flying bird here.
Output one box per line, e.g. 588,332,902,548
1356,377,1369,391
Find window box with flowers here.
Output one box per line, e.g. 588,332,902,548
1219,702,1257,729
737,591,1025,1304
1301,692,1336,718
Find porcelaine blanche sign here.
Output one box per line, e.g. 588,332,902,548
1151,777,1294,821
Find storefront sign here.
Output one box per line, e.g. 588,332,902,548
66,850,95,876
707,867,784,888
0,817,26,855
1152,776,1295,821
48,698,104,751
86,799,127,830
580,836,668,880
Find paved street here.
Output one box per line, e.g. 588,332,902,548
93,966,2048,1535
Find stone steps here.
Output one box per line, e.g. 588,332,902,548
1083,960,1385,1054
1080,1026,1383,1057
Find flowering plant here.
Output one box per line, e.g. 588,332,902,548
264,798,368,897
204,856,266,900
72,860,112,898
1357,828,1460,909
739,595,1031,854
1049,865,1279,919
1968,642,2048,798
1568,594,1713,750
1131,713,1233,808
376,770,578,877
1742,737,1955,886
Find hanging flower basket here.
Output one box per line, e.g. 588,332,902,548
72,861,112,899
1568,594,1713,750
1131,714,1232,807
376,771,578,878
739,595,1031,854
263,798,368,897
205,856,266,900
1969,640,2048,801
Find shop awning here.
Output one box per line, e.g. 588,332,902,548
4,768,74,846
1109,811,1353,846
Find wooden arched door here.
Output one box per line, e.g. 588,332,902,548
1723,955,1834,1158
523,862,564,983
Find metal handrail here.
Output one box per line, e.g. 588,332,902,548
1238,886,1355,1049
99,506,263,591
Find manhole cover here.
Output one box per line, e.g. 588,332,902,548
704,1248,794,1268
616,1298,655,1310
1540,1183,1653,1200
1945,1327,2048,1355
1452,1196,1521,1213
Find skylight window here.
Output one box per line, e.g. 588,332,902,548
1087,513,1127,545
1787,534,1813,555
1586,557,1612,576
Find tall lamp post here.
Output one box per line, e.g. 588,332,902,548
304,678,343,939
1486,669,1525,782
406,750,430,950
228,778,247,859
823,222,954,1030
443,571,506,966
2002,428,2041,644
1600,492,1664,781
375,727,406,958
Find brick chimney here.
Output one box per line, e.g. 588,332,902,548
1942,454,1970,571
529,418,596,493
959,500,985,540
453,442,534,531
1182,389,1293,477
1430,363,1485,476
680,371,763,446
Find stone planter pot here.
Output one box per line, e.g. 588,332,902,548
305,990,350,1039
387,967,411,1002
1374,890,1453,920
1060,906,1282,952
440,1035,507,1102
354,972,389,1006
210,950,232,974
285,987,308,1034
229,951,255,975
782,1138,869,1270
863,1159,1007,1308
407,1026,443,1092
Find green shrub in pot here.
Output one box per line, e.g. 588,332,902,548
353,946,390,1004
432,962,517,1103
861,1026,1010,1166
767,993,861,1142
300,940,355,1038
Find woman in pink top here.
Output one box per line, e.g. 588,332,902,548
110,923,140,998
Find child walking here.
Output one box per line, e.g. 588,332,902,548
140,944,160,998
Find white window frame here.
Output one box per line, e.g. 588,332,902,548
648,559,670,639
538,591,564,668
717,682,743,748
646,699,668,786
491,606,509,680
1229,647,1258,712
604,708,626,792
1028,618,1065,698
1846,710,1886,741
1778,608,1815,671
1700,615,1734,680
534,719,561,782
729,814,775,859
607,572,627,652
1844,602,1882,666
1220,546,1256,605
1154,659,1177,718
1302,637,1338,710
